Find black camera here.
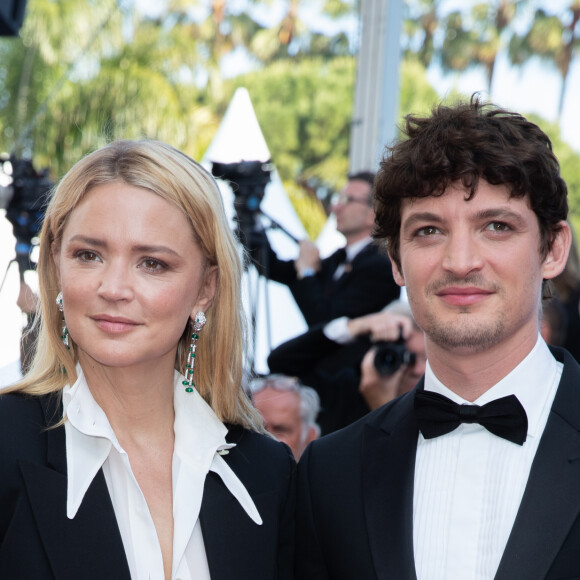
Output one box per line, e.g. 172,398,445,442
373,336,416,376
2,156,52,276
211,160,272,244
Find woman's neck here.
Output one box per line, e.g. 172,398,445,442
77,355,176,439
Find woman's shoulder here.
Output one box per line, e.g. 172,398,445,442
225,424,295,482
0,390,58,422
0,392,59,456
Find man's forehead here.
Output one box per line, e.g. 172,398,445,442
399,183,530,219
343,179,371,197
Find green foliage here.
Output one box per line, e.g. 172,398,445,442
225,56,355,189
525,113,580,234
284,179,327,240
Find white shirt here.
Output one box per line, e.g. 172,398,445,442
413,336,562,580
63,367,262,580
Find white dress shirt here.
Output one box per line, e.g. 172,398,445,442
63,367,262,580
413,336,562,580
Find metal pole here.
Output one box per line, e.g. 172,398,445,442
349,0,404,173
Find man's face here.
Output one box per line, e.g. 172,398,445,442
253,387,307,459
331,179,375,242
391,180,569,360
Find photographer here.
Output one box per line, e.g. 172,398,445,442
357,303,426,410
248,172,400,327
268,299,426,433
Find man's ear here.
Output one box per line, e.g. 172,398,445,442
191,265,218,316
389,253,405,287
542,221,572,280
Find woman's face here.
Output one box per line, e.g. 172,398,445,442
53,182,216,372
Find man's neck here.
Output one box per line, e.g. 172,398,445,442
344,230,372,247
426,332,539,402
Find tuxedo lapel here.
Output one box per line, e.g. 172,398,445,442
17,395,131,580
495,351,580,580
362,389,419,580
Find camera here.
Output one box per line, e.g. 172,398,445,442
211,160,272,245
373,336,416,376
1,156,52,276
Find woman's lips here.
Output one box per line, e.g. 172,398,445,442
92,314,141,333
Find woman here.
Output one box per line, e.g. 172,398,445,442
0,140,295,580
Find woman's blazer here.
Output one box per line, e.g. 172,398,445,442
0,392,295,580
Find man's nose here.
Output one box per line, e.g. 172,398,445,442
441,231,484,277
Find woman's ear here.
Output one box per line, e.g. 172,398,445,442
192,265,218,316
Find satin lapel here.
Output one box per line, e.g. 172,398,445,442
496,352,580,580
19,395,131,580
362,389,419,580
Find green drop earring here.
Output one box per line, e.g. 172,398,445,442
56,291,70,349
183,311,206,393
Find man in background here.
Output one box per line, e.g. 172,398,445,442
269,300,426,433
250,172,399,327
250,374,320,460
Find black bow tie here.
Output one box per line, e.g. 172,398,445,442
414,390,528,445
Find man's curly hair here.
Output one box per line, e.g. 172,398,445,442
373,95,568,270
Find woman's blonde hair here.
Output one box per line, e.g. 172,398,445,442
8,139,264,432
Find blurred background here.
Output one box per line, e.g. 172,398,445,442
1,0,579,382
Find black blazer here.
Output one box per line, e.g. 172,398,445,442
296,347,580,579
252,238,400,327
0,392,295,580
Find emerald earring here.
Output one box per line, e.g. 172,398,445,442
183,311,206,393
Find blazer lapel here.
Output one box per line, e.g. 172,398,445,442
19,395,131,580
495,350,580,580
362,388,420,580
200,472,280,580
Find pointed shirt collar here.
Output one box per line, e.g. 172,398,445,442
62,366,262,526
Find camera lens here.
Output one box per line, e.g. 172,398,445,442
373,340,416,376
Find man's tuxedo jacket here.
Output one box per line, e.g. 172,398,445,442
296,347,580,579
0,392,295,579
253,239,400,327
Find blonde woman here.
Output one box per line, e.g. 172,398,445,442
0,140,295,580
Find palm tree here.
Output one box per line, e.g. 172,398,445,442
441,1,523,93
509,1,580,120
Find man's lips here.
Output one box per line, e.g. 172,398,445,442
435,286,494,306
91,314,141,333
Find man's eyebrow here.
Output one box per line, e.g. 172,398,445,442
67,235,180,256
473,208,527,225
401,212,443,230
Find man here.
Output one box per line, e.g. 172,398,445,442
296,97,578,580
250,374,320,459
250,172,400,326
268,300,426,433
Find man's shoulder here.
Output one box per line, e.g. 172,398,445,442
305,391,414,462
